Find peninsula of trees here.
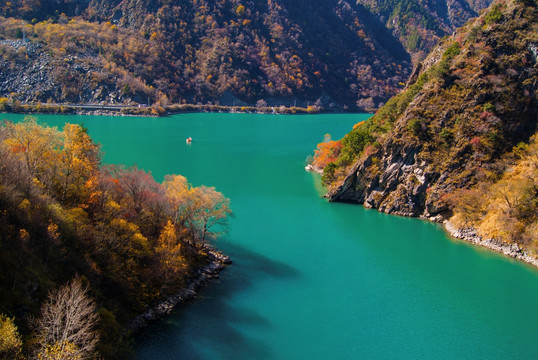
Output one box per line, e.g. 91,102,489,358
0,117,231,358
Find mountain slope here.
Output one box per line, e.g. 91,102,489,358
358,0,493,59
1,0,413,108
0,0,493,108
319,0,537,252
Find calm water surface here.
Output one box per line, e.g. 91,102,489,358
4,113,538,359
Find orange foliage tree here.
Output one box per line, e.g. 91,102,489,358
0,117,234,355
312,134,343,169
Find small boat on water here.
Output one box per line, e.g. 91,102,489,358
186,137,192,143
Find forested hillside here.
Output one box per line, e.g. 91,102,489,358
0,0,491,109
312,0,537,255
358,0,492,60
0,117,231,358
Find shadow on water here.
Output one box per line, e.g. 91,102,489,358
135,241,301,360
221,240,302,287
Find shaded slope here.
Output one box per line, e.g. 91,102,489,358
357,0,493,59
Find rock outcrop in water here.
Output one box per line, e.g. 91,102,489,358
322,0,538,263
329,139,432,217
328,0,537,213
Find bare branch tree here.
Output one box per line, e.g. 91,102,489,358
34,277,100,359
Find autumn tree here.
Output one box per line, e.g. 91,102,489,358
34,278,100,360
477,137,538,244
58,124,100,204
93,216,152,305
447,134,538,249
0,314,23,360
312,133,343,169
188,186,231,245
37,341,81,360
163,175,231,245
106,165,164,217
0,125,28,200
236,5,246,16
155,220,185,290
94,165,167,240
445,187,487,227
3,117,61,195
162,174,190,224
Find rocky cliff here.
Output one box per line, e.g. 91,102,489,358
327,0,537,220
0,39,144,104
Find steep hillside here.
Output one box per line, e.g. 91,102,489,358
316,0,537,254
0,19,159,106
358,0,493,59
0,118,231,357
0,0,493,109
0,0,91,19
1,0,413,109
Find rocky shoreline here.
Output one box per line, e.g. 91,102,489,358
310,156,538,268
0,102,329,118
128,249,232,334
305,164,323,174
443,221,538,267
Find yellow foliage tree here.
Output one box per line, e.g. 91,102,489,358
162,174,191,223
162,175,231,245
0,314,23,360
59,124,100,204
38,341,81,360
3,117,61,193
449,134,538,250
156,220,185,289
188,185,231,244
236,5,246,16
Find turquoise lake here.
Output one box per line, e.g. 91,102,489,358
3,112,538,359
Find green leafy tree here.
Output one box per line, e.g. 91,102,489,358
407,118,422,136
322,162,338,186
485,4,504,24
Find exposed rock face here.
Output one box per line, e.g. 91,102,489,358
328,0,538,221
0,40,147,104
305,164,323,174
329,140,436,217
446,0,480,27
